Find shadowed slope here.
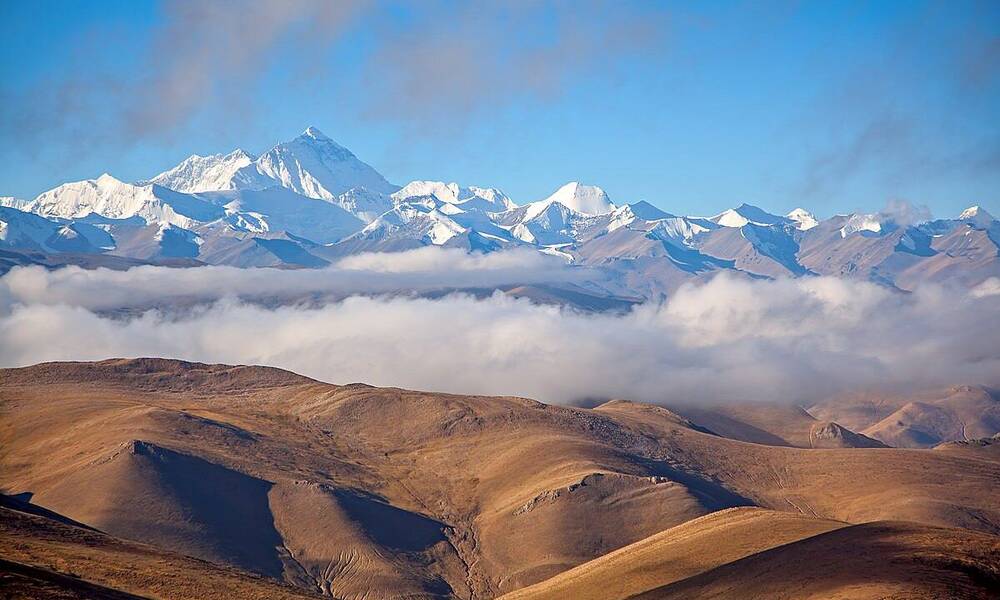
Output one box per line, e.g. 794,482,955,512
268,480,465,599
33,439,286,578
0,501,318,600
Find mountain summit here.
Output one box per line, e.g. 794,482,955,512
232,127,398,199
528,182,616,217
147,127,397,201
148,149,255,193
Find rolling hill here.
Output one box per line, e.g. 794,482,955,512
1,359,999,599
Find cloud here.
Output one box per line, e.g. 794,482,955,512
361,1,668,127
878,198,932,226
1,0,667,156
0,0,368,156
0,247,581,312
787,1,1000,204
1,261,997,406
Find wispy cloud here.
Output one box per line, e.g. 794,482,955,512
0,0,668,155
361,1,668,128
788,1,1000,205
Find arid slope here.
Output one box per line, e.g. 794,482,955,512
2,359,999,599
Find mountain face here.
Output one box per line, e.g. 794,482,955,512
526,182,615,216
231,127,398,199
392,180,516,213
710,203,790,228
146,149,255,193
2,127,996,293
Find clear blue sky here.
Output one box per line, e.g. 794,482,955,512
1,0,997,218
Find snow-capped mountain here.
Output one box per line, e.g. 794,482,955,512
21,174,225,229
346,202,466,247
391,181,515,213
2,126,996,294
959,206,995,230
146,149,254,193
786,208,819,231
525,182,616,217
839,213,886,238
334,187,394,222
0,206,111,254
197,187,363,244
710,203,789,228
231,127,397,200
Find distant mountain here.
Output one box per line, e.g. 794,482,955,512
231,127,398,199
786,208,818,231
809,385,1000,448
0,206,111,254
525,182,616,216
146,149,255,193
1,127,996,293
710,203,789,228
16,173,227,228
391,181,515,213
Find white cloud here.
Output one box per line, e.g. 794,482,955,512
1,255,997,406
0,247,581,313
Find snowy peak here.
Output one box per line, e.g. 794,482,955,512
393,181,463,204
786,208,819,231
235,128,397,199
839,213,884,238
391,181,515,213
529,182,615,218
147,149,255,193
959,205,995,229
351,203,464,246
301,126,332,142
604,201,674,233
711,203,787,228
626,201,673,221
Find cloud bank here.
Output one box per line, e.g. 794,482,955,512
1,252,997,406
0,247,581,312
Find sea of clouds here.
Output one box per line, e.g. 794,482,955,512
1,247,997,406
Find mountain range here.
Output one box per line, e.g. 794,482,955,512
2,359,999,599
2,127,997,297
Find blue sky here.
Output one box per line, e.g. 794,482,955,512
1,0,997,218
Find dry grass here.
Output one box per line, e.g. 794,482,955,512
2,358,999,599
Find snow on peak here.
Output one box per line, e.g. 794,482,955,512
959,205,995,229
604,201,674,233
528,182,615,218
351,203,465,246
0,196,33,211
466,186,516,212
627,200,673,221
392,181,514,213
96,172,124,186
302,126,331,141
147,149,255,193
711,203,786,228
786,208,818,231
393,181,463,204
839,213,883,238
233,129,396,199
